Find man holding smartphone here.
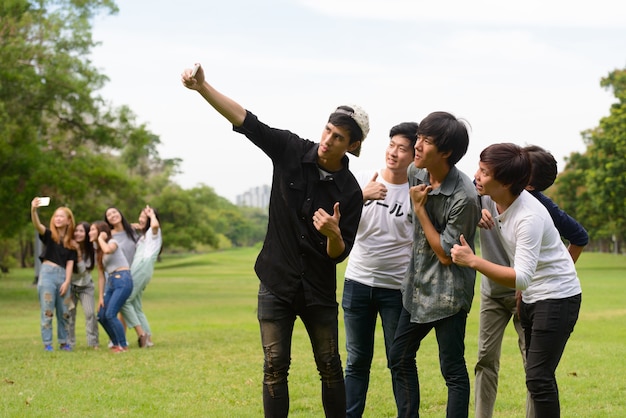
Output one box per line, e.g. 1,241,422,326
182,63,368,418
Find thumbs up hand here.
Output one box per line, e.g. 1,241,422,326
451,234,475,267
313,202,341,238
362,171,387,201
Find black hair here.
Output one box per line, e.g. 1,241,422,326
389,122,418,152
524,145,557,192
328,105,363,145
73,221,95,273
480,143,531,196
417,111,469,166
91,220,112,270
104,206,137,243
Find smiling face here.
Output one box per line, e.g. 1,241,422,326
88,224,99,243
52,209,70,230
386,135,414,174
105,208,122,228
138,209,148,230
74,223,87,244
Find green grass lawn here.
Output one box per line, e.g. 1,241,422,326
1,249,625,417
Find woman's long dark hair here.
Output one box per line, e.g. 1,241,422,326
73,221,95,273
104,206,137,243
92,220,112,270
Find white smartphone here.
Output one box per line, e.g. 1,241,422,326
190,63,200,78
39,196,51,206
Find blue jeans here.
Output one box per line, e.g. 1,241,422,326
520,294,581,418
389,308,470,418
257,283,345,418
98,270,133,347
38,264,73,346
342,279,402,417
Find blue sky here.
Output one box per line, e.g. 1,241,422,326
90,0,626,202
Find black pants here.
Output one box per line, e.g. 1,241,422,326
520,294,581,418
257,283,345,418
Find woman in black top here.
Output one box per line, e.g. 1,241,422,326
31,197,78,352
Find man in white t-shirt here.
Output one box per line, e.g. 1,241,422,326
342,122,418,418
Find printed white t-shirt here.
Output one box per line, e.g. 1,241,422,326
344,169,413,290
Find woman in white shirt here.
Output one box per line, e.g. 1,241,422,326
121,206,162,348
451,143,582,418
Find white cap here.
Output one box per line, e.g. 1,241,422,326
334,104,369,156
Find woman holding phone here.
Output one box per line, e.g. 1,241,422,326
30,197,77,352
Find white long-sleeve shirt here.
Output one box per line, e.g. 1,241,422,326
482,191,581,304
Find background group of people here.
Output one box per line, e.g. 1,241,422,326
182,63,586,418
30,201,162,353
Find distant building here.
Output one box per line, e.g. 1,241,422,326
236,185,270,209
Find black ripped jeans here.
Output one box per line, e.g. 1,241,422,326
257,283,345,418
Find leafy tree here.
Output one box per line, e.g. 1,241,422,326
151,185,220,252
553,67,626,253
1,0,268,270
232,206,268,246
586,69,626,252
0,0,120,239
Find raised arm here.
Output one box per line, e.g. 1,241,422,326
181,63,247,127
145,206,160,236
30,197,46,235
97,232,118,255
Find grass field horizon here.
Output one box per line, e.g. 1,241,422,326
1,248,625,417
